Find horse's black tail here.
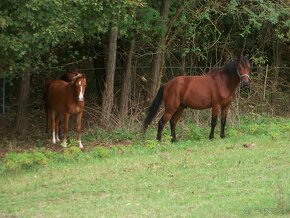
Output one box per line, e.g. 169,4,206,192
143,86,164,132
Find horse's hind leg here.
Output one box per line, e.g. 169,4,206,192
76,111,84,148
62,113,70,147
170,105,185,143
157,112,173,142
55,115,61,142
220,104,230,138
50,110,56,144
45,105,49,133
209,105,220,140
58,120,62,140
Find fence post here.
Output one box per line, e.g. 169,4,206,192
263,64,268,101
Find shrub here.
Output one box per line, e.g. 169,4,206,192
63,146,82,160
185,123,204,141
144,139,159,149
94,147,110,158
4,151,48,171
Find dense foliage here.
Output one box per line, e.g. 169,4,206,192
1,0,288,76
0,0,289,135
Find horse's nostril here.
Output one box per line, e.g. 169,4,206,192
242,80,249,87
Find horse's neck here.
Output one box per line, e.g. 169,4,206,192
66,84,85,107
218,70,240,93
66,84,78,104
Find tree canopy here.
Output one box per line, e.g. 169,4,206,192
0,0,289,135
0,0,288,77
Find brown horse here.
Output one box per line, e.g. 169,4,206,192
44,75,86,148
44,69,83,134
143,56,252,142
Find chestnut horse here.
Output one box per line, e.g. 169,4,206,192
44,75,86,148
44,69,83,134
143,56,252,142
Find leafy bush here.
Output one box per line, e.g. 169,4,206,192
185,123,204,141
93,147,111,158
239,116,290,140
144,139,159,149
63,146,82,160
4,151,48,171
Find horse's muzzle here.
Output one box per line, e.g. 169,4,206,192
240,81,250,97
241,80,249,88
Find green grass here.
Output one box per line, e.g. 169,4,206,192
0,116,290,217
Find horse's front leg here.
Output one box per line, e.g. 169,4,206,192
50,110,57,144
220,104,230,138
62,113,70,147
209,106,220,140
76,111,84,148
55,115,61,142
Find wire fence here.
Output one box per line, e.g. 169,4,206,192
1,65,290,118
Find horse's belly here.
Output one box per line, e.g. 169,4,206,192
68,105,83,114
186,100,211,110
48,99,65,113
183,93,212,110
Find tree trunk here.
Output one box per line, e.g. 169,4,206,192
14,72,30,136
93,51,106,105
101,26,118,124
150,0,170,99
119,40,135,121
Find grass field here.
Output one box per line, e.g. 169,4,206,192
0,116,289,217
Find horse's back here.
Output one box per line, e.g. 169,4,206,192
46,80,69,112
49,80,68,91
164,75,216,110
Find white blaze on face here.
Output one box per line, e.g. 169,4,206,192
78,81,84,101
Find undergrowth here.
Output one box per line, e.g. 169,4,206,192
1,115,290,174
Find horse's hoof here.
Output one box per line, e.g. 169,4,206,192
220,134,225,138
61,141,67,148
209,135,214,140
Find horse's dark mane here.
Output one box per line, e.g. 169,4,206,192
60,69,82,82
224,56,249,76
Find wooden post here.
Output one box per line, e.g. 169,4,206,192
263,64,268,101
